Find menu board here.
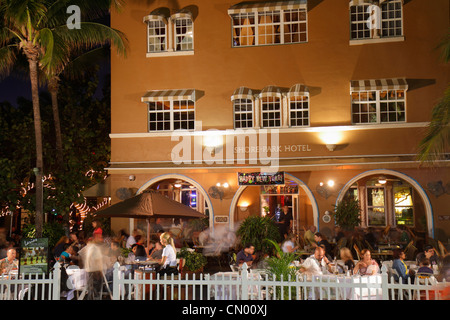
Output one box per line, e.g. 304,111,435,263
20,238,49,274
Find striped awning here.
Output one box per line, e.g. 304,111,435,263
350,78,408,91
231,87,258,101
141,89,198,102
258,85,284,98
350,0,402,5
143,7,170,24
228,0,307,15
287,83,309,97
171,8,194,20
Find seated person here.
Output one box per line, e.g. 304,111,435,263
303,225,317,247
300,247,331,276
148,241,163,261
416,245,441,267
59,245,76,264
353,249,379,275
281,234,299,253
0,248,18,275
392,248,415,284
314,232,333,259
236,244,255,268
132,244,148,262
417,257,434,275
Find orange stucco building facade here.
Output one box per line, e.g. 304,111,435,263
109,0,449,243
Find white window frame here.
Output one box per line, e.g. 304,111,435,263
230,7,307,47
351,89,406,124
147,19,167,53
288,94,309,127
349,0,404,45
148,99,195,132
260,95,282,128
173,16,194,52
233,99,255,129
145,13,194,57
366,186,387,227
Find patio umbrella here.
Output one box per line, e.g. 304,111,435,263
94,191,207,246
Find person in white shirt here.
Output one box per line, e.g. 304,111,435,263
125,229,138,249
281,234,299,253
157,232,178,275
300,246,332,276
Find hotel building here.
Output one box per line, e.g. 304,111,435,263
108,0,449,242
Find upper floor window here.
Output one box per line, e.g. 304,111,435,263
141,89,198,131
259,86,283,128
232,87,256,129
350,78,408,124
228,0,307,47
144,7,194,57
288,84,309,127
349,0,403,44
231,84,310,129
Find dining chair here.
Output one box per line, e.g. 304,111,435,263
353,244,361,260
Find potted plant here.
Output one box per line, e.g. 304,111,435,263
332,198,361,231
264,239,298,300
236,216,281,256
177,247,207,274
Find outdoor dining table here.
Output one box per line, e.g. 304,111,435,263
305,273,383,300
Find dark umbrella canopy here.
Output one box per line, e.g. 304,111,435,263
94,191,206,219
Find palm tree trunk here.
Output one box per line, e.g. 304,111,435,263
48,76,64,168
26,49,44,238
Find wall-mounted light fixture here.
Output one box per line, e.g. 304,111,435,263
238,201,249,211
203,131,223,156
128,175,136,181
378,176,387,184
318,128,343,152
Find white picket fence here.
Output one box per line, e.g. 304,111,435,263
0,262,447,300
112,263,448,301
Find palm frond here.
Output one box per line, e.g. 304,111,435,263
53,22,128,57
417,85,450,164
0,44,18,78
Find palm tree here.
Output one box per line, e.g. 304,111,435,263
417,31,450,164
0,0,127,236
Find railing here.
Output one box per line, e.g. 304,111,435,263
0,263,61,300
112,263,448,301
0,262,447,300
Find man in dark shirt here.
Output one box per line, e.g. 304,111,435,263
236,244,255,267
314,232,333,259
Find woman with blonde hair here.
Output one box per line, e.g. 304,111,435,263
157,232,178,275
339,247,355,273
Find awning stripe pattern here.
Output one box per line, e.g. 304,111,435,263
288,83,309,97
141,89,197,102
228,0,307,15
350,78,408,91
231,87,258,101
259,85,284,98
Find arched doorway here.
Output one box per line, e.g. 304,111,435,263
336,169,434,238
229,173,319,234
135,174,214,231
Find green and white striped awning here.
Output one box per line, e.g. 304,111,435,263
350,78,408,91
287,83,309,97
228,0,307,15
141,89,198,102
231,87,258,101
